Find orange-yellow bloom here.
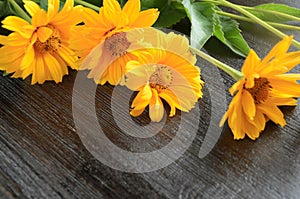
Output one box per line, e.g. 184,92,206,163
0,0,82,84
70,0,159,85
125,29,203,122
220,36,300,140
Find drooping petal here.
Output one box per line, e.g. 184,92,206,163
131,84,152,110
241,90,256,120
149,89,164,122
257,103,286,127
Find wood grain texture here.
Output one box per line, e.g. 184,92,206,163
1,0,300,198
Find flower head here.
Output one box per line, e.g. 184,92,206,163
125,29,203,122
220,36,300,140
70,0,159,85
0,0,82,84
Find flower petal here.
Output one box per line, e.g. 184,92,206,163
131,84,152,110
131,9,159,27
23,0,40,17
123,0,140,23
257,103,286,127
149,89,164,122
37,27,53,42
241,90,256,120
261,35,293,65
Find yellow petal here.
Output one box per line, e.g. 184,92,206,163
257,103,286,127
23,0,40,17
268,78,300,97
268,96,297,106
31,9,48,26
242,49,261,76
149,89,164,122
241,90,256,120
37,27,53,42
242,119,260,140
261,36,293,65
36,54,46,84
130,107,146,117
249,109,266,132
59,0,73,14
103,0,122,25
43,52,63,83
2,16,29,32
131,9,159,27
131,84,152,110
20,45,35,70
57,45,78,69
125,65,151,90
123,0,140,23
159,91,177,117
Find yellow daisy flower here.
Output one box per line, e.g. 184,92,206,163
125,29,204,122
0,0,82,84
220,36,300,140
70,0,159,85
80,29,150,85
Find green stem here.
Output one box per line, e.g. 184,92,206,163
218,0,300,49
74,0,100,11
189,47,243,81
9,0,31,22
241,6,300,23
217,11,300,31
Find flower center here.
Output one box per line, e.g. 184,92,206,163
104,32,131,56
246,77,271,104
149,65,173,92
34,25,61,54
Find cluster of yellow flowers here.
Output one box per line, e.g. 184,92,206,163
0,0,299,141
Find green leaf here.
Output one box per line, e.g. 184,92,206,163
118,0,127,7
183,0,215,49
141,0,185,28
84,0,102,7
153,1,186,27
141,0,168,11
250,3,300,23
0,0,23,18
214,14,250,57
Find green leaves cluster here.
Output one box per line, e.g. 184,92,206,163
182,0,249,57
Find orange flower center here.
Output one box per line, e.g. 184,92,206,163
34,25,61,54
149,65,173,92
104,32,131,56
246,77,271,104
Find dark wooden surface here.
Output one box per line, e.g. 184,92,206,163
1,0,300,198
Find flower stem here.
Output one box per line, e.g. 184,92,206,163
216,11,300,31
189,47,243,81
74,0,100,11
9,0,31,22
218,0,300,49
241,6,300,23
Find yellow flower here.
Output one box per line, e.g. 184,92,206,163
220,36,300,140
0,0,82,84
125,29,204,122
70,0,159,85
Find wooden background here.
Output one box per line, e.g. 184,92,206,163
1,0,299,198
